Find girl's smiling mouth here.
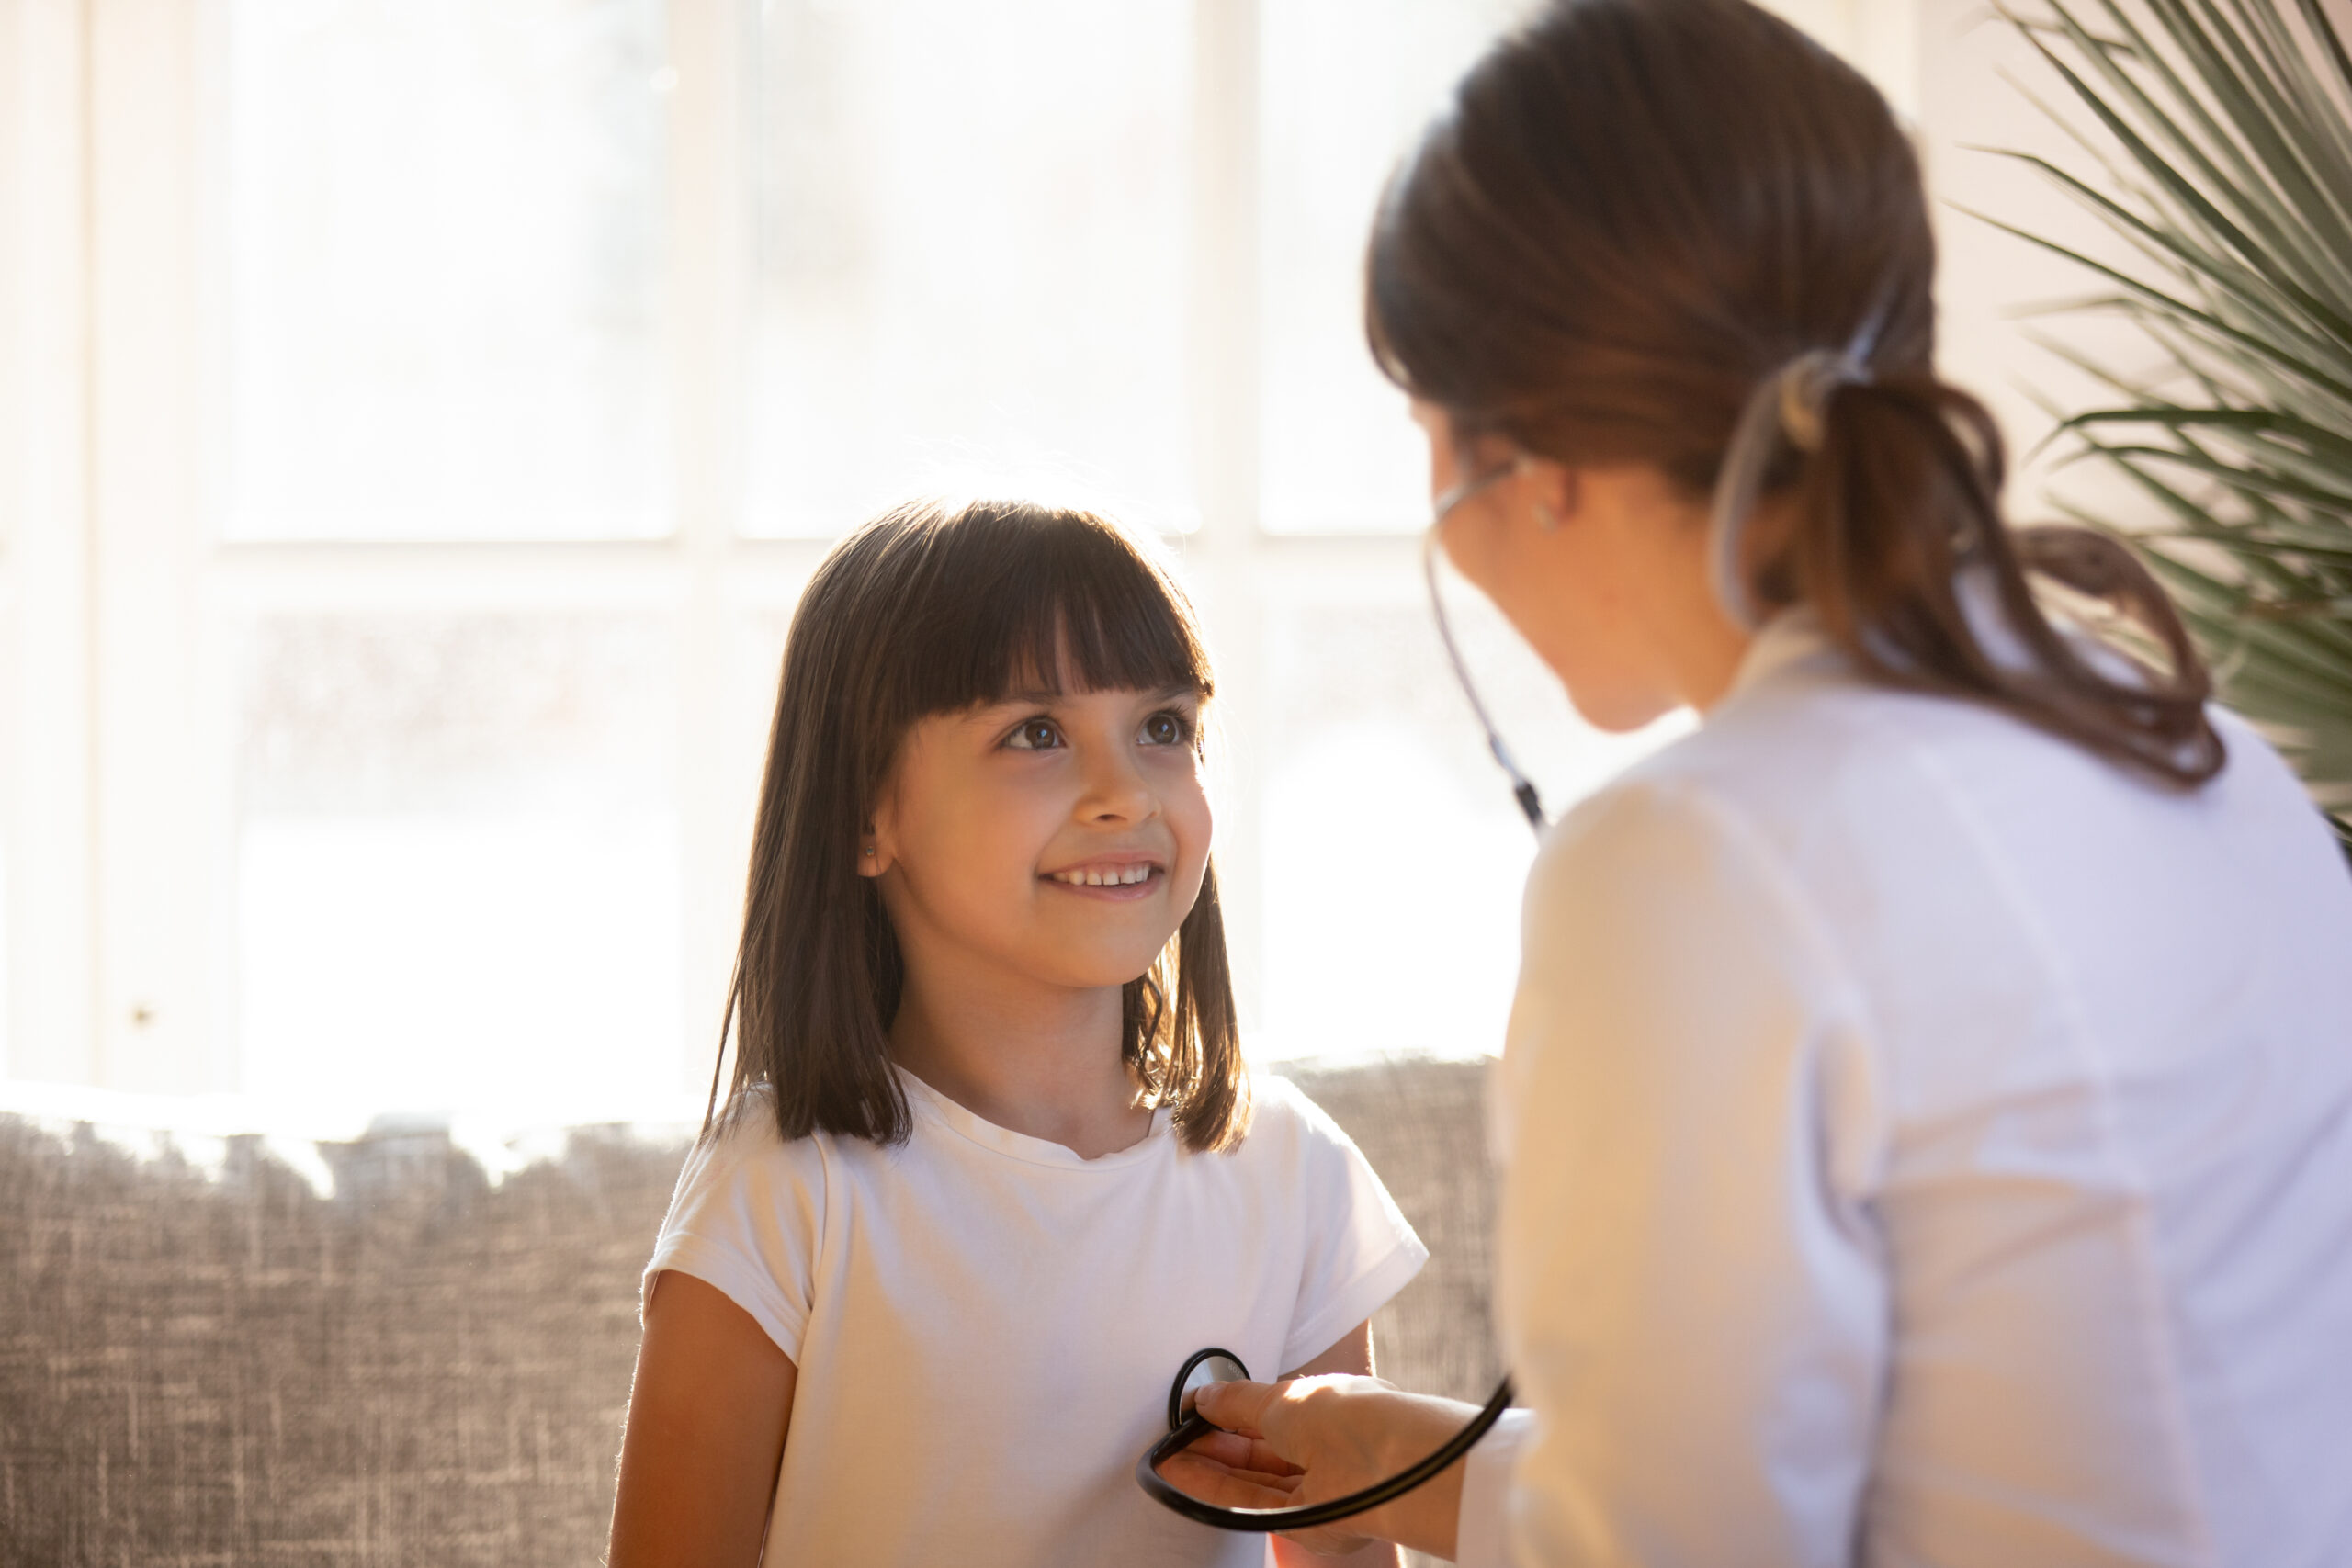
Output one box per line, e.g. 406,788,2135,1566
1041,858,1164,896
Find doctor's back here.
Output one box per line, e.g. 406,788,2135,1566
1497,614,2352,1567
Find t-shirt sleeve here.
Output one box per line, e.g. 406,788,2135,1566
1266,1079,1431,1373
640,1098,826,1365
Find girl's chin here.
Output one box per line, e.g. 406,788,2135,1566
1020,922,1184,991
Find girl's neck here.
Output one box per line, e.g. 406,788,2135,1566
887,966,1153,1161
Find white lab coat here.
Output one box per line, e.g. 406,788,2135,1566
1455,613,2352,1568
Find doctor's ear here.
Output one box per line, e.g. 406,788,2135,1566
1515,455,1578,535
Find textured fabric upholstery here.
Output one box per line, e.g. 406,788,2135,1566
0,1055,1495,1565
1281,1057,1502,1405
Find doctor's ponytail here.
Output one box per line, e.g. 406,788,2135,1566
1780,361,2219,782
1368,0,2223,786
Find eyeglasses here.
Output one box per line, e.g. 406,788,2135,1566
1425,464,1547,836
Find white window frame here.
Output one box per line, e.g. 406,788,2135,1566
2,0,97,1085
2,0,1910,1094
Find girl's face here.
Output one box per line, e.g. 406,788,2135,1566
862,681,1213,998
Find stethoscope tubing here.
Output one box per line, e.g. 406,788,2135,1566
1422,515,1546,833
1135,1374,1519,1531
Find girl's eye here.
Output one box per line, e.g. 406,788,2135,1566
1004,717,1064,751
1139,710,1194,748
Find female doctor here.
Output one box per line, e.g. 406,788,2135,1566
1162,0,2352,1562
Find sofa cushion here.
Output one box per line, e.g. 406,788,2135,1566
0,1055,1493,1565
1280,1055,1501,1403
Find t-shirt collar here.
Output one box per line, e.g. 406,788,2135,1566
892,1063,1173,1170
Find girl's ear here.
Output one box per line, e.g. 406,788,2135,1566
863,728,915,877
860,784,899,877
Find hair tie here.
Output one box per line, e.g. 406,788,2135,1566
1706,318,1884,632
1777,350,1871,454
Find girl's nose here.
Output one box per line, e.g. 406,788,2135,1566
1077,739,1158,824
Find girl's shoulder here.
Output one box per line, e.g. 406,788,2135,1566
1224,1071,1379,1181
1243,1070,1340,1141
1232,1070,1430,1325
676,1085,836,1194
700,1082,789,1149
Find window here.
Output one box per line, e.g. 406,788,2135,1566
227,0,671,543
744,0,1196,533
1258,0,1529,534
1,0,1912,1109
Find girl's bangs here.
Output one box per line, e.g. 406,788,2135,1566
887,504,1213,723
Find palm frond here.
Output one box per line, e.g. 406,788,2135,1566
1995,0,2352,844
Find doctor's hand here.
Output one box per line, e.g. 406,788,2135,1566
1158,1375,1481,1562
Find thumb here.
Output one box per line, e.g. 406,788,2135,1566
1192,1376,1277,1436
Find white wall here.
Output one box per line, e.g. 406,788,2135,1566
1916,0,2139,513
1777,0,2142,517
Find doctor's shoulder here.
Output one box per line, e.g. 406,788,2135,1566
1514,671,1947,956
1520,694,1837,892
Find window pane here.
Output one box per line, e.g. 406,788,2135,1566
1258,0,1529,534
235,615,682,1111
1256,581,1687,1059
744,0,1193,536
225,0,669,541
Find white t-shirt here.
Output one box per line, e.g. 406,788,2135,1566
643,1066,1428,1568
1455,612,2352,1568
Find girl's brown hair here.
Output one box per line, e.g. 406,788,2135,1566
712,498,1249,1154
1368,0,2223,785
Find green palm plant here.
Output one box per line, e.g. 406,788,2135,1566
1972,0,2352,847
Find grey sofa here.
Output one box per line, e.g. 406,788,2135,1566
0,1055,1498,1566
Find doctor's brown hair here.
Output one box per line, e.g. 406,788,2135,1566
710,498,1248,1155
1369,0,2223,784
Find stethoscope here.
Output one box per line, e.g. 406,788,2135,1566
1136,467,1542,1531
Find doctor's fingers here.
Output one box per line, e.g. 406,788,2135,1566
1153,1447,1305,1513
1196,1372,1396,1460
1177,1427,1305,1478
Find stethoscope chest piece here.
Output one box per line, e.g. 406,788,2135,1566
1167,1347,1250,1433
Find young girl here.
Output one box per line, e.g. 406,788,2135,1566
607,498,1425,1567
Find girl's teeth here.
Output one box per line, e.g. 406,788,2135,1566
1057,866,1152,886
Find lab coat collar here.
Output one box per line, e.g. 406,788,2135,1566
1722,607,1841,706
1720,569,2102,716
